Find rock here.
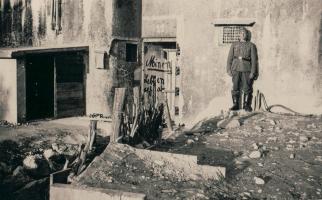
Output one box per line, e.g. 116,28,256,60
288,139,296,144
267,137,278,143
186,139,195,145
289,153,295,159
23,154,50,177
286,144,294,151
218,118,240,129
58,144,68,153
107,176,113,183
257,163,264,167
226,119,241,129
162,189,177,193
154,160,165,166
269,119,276,125
254,126,263,132
299,136,309,143
51,143,59,152
307,123,317,129
142,141,151,148
254,177,265,185
258,189,262,193
252,143,259,150
23,155,38,170
273,146,279,150
228,111,237,118
314,156,322,162
217,119,226,128
249,151,261,159
43,149,56,160
275,127,282,133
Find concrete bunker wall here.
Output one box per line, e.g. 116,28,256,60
142,0,322,123
0,0,142,120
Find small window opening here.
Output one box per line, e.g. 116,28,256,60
126,43,138,62
222,26,243,44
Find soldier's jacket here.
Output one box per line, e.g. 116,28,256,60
227,41,259,79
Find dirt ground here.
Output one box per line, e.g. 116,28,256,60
74,111,322,200
174,111,322,199
1,112,322,199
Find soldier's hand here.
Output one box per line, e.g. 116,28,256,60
249,73,254,80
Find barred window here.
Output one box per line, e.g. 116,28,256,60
222,26,243,44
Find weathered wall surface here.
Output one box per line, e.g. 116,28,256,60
142,0,322,123
0,0,141,117
0,59,17,123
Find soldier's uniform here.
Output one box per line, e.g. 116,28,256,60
226,40,259,111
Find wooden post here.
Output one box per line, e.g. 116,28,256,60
88,120,97,151
111,88,127,143
164,98,173,132
130,87,140,137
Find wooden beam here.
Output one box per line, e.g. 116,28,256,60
111,88,127,143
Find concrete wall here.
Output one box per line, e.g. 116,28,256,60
0,59,17,123
142,0,322,123
0,0,141,117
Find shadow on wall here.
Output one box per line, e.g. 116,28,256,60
0,76,9,120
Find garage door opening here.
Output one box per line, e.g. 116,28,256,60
26,55,55,120
25,51,87,121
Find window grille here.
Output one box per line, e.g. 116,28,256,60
222,26,243,44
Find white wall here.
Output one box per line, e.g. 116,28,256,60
0,59,17,123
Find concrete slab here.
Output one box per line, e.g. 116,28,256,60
50,169,146,200
50,184,146,200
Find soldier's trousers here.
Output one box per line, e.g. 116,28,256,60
231,71,253,96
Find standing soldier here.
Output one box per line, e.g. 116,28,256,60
226,28,259,112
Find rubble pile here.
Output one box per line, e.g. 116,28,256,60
0,138,86,200
205,111,322,199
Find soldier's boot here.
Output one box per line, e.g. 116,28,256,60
243,94,253,112
230,94,240,111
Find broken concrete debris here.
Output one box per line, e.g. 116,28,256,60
254,177,265,185
186,139,195,145
217,118,241,129
252,143,259,150
290,153,295,159
299,135,309,143
249,151,261,159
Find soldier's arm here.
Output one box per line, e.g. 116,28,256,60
226,43,234,76
250,43,259,79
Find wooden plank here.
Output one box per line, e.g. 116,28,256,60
130,87,140,137
164,98,173,132
111,88,127,143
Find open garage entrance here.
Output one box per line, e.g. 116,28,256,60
25,50,87,121
26,54,55,120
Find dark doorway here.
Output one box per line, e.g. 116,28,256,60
26,55,54,120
